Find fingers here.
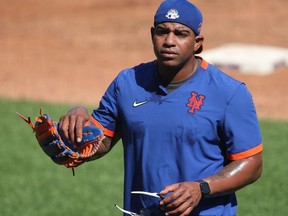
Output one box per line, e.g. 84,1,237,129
159,182,201,216
59,115,84,144
68,115,78,143
160,192,193,216
160,183,180,197
75,124,83,143
58,115,70,141
58,107,90,145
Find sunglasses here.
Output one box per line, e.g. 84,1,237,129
115,191,162,215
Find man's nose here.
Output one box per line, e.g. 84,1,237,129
164,32,176,46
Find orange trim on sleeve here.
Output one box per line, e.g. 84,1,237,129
103,128,115,137
227,144,263,160
89,116,115,137
89,116,104,130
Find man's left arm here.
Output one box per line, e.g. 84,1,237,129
160,84,263,215
159,152,262,216
205,152,262,196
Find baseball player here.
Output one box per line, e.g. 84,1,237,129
59,0,263,215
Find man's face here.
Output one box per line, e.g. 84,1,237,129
151,22,203,68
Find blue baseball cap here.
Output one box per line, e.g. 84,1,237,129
154,0,203,36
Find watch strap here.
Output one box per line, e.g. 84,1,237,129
196,180,211,199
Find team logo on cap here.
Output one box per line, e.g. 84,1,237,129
165,9,180,19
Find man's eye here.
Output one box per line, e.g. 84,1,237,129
155,28,168,35
175,31,188,37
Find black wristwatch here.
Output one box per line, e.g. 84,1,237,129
196,180,211,199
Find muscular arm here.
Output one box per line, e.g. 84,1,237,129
58,106,120,160
87,135,120,161
159,152,263,216
205,152,263,196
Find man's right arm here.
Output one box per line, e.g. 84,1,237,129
58,106,118,159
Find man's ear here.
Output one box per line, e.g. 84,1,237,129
194,35,204,53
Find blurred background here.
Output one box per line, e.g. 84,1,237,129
0,0,287,119
0,1,288,216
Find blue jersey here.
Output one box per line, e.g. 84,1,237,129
92,58,263,215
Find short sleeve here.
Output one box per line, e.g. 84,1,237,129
91,77,119,137
223,84,263,160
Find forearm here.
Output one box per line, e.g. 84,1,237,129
87,136,118,161
204,152,263,196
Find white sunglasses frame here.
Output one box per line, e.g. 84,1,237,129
115,191,161,215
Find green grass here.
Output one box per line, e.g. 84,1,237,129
0,98,124,216
237,119,288,216
0,98,287,216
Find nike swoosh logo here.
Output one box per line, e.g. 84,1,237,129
133,100,148,107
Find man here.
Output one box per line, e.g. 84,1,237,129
59,0,263,215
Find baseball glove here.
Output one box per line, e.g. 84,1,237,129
17,108,104,174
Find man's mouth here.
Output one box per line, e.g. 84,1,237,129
160,50,177,58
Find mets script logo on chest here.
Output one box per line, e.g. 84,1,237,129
186,92,206,113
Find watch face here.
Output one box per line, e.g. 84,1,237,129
197,180,211,199
196,180,211,199
200,182,210,195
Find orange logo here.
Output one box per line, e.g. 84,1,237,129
187,92,205,113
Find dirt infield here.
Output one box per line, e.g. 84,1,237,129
1,0,287,120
